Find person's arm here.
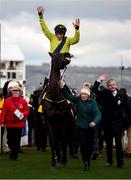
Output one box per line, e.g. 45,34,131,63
60,81,78,104
92,81,101,95
92,73,108,96
68,19,80,45
37,6,54,41
63,85,78,104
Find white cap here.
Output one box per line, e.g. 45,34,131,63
80,88,90,96
11,85,21,91
8,80,19,91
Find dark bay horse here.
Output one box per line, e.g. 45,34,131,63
42,53,73,168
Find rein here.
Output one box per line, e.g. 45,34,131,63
44,97,66,104
60,66,67,80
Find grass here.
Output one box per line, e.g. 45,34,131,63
0,148,131,179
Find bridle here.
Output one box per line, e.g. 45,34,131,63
60,66,67,80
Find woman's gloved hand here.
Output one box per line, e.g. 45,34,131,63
89,122,96,128
59,80,65,89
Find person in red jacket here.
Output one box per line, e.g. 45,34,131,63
0,85,29,160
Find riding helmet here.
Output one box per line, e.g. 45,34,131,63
54,24,67,35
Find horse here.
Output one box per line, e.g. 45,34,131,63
41,52,73,168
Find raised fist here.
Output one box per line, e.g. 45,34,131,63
98,73,108,82
37,6,45,15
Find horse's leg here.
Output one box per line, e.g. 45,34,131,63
47,121,56,167
61,121,68,167
54,130,61,163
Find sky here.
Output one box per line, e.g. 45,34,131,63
1,0,131,67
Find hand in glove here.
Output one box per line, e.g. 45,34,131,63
98,73,108,82
59,80,65,89
37,6,45,16
89,122,96,128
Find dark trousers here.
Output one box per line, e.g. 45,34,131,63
35,113,47,150
92,127,99,153
28,123,34,145
98,122,104,152
7,128,22,159
98,128,104,152
104,127,123,164
1,127,4,152
36,125,47,150
77,127,94,164
73,126,79,155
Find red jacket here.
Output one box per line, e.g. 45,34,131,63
0,96,29,128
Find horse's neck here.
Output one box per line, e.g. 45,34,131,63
49,67,60,88
46,64,62,100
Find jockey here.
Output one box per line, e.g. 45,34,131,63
37,6,80,85
37,6,80,54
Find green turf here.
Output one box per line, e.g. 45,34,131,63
0,148,131,179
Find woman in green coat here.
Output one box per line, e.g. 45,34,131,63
60,81,101,171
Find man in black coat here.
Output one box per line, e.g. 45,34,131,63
92,75,127,168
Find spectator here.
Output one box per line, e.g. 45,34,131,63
92,75,127,168
0,85,29,160
60,80,101,171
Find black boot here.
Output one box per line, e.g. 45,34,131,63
117,159,124,168
92,152,98,160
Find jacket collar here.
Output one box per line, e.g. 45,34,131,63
11,96,21,102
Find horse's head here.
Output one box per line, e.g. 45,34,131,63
49,52,73,70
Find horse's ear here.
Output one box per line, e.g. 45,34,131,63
70,53,74,58
48,52,53,57
64,52,74,58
